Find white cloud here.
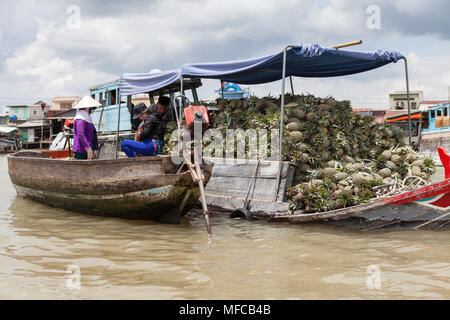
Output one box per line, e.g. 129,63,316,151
3,18,114,105
0,0,449,109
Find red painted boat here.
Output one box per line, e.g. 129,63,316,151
270,147,450,230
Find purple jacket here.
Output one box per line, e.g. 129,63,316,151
73,119,98,153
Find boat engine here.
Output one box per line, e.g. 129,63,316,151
184,105,210,133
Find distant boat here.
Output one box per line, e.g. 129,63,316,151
215,82,250,100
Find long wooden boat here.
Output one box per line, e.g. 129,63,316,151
267,147,450,230
7,151,213,224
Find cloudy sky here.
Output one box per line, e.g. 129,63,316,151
0,0,449,112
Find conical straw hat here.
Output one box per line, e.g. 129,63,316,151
73,95,102,109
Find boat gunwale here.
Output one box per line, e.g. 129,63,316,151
7,152,172,166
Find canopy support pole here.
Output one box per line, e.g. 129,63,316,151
116,90,121,159
403,58,412,146
220,80,224,99
179,76,184,121
289,75,294,95
275,45,292,201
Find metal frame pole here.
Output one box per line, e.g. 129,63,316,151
289,75,294,95
115,87,121,158
275,45,292,201
403,58,412,146
179,76,184,121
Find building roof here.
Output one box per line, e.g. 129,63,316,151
352,108,371,112
7,105,28,108
17,120,49,128
89,79,120,91
46,109,76,120
352,108,387,113
390,91,423,95
0,126,17,134
420,100,449,105
52,96,81,101
33,100,49,106
386,110,422,120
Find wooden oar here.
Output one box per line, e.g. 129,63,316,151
182,150,212,235
230,159,260,221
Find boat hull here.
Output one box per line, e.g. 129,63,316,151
278,179,450,230
8,152,212,224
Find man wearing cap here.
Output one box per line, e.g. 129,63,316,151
73,95,101,160
121,98,169,157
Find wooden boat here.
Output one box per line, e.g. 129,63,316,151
269,147,450,230
7,151,213,224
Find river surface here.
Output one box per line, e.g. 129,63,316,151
0,155,449,299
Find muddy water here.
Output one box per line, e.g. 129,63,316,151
0,155,449,299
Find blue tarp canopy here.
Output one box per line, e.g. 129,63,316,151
119,44,404,95
181,44,404,84
120,69,181,96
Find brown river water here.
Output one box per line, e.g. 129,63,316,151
0,155,449,299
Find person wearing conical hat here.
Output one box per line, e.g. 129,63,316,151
73,96,101,160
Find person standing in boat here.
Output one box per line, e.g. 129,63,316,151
121,97,169,157
73,96,101,160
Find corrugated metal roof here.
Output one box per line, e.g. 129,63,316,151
17,120,49,128
0,126,17,133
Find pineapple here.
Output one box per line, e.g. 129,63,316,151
298,152,310,163
286,122,302,132
305,112,317,121
297,142,309,152
379,168,392,178
342,155,354,164
391,154,401,164
352,163,365,171
385,161,397,170
411,159,424,167
310,179,323,187
335,172,348,182
290,131,303,141
327,160,337,168
381,150,392,160
322,167,337,177
411,166,422,176
321,151,330,162
292,109,306,119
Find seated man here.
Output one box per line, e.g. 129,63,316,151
121,98,169,157
147,96,174,122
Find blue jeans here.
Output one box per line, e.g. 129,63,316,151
121,139,161,158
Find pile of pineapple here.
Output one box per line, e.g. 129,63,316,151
181,93,436,213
